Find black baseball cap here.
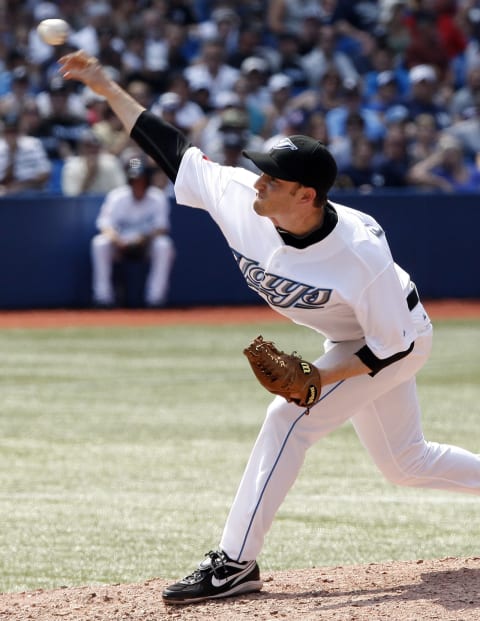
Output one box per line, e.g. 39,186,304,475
243,135,337,196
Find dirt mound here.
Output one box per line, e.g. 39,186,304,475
2,557,480,620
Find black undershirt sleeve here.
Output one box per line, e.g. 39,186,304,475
130,110,192,183
355,341,415,376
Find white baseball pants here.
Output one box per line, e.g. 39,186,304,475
91,234,175,306
220,313,480,562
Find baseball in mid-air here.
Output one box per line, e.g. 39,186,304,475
37,18,70,46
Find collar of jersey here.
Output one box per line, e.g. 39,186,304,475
277,202,338,249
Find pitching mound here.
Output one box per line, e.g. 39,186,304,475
2,557,480,620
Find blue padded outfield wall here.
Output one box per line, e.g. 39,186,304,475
0,191,478,309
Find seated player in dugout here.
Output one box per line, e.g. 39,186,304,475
59,50,480,605
91,156,175,308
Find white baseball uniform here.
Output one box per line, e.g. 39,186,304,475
175,146,480,562
91,184,175,306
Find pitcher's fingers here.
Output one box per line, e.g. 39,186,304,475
59,50,94,72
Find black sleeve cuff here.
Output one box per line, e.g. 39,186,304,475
130,111,191,183
355,341,415,376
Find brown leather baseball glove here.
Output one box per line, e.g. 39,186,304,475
243,335,322,412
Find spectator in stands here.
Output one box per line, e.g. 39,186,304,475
263,107,310,151
161,20,197,72
362,42,410,101
404,1,466,72
328,111,366,168
95,25,123,70
301,23,359,88
450,58,480,121
188,76,213,114
458,1,480,76
291,9,319,55
403,64,451,129
435,0,468,60
325,77,386,143
126,79,155,112
231,74,267,136
226,24,268,70
69,2,112,57
333,0,381,71
184,38,240,108
0,66,36,120
238,56,272,113
165,0,199,34
202,106,265,170
291,64,344,114
151,91,184,130
274,32,310,95
33,76,89,161
267,0,325,37
379,0,410,58
261,73,295,139
374,125,412,187
90,102,134,159
305,109,331,145
91,156,175,308
61,128,126,196
408,133,480,192
151,73,206,137
364,70,405,124
335,134,380,191
197,7,241,56
35,72,86,120
0,114,51,195
407,112,442,165
138,15,198,91
17,100,43,136
191,90,244,153
140,8,169,92
444,90,480,162
82,85,110,126
0,50,26,99
120,27,147,83
215,131,249,168
403,8,451,79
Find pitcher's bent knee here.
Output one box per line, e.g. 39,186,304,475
377,445,431,487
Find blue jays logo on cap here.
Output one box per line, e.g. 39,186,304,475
272,137,299,151
243,135,338,197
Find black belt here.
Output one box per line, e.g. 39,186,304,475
407,284,419,311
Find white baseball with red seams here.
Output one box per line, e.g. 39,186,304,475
37,19,70,46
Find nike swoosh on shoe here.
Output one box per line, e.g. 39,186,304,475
211,560,257,588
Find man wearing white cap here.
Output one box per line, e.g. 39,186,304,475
404,64,451,129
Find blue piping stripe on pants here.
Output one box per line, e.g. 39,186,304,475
236,380,345,560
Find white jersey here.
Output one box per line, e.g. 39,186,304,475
96,184,170,242
175,146,417,359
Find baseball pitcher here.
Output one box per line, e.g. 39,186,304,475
58,51,480,606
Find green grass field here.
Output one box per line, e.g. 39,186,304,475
0,318,479,593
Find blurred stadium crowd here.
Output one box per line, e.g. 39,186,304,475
0,0,480,195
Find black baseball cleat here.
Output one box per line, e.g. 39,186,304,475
162,550,263,604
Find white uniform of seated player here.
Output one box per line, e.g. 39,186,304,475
91,157,175,307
